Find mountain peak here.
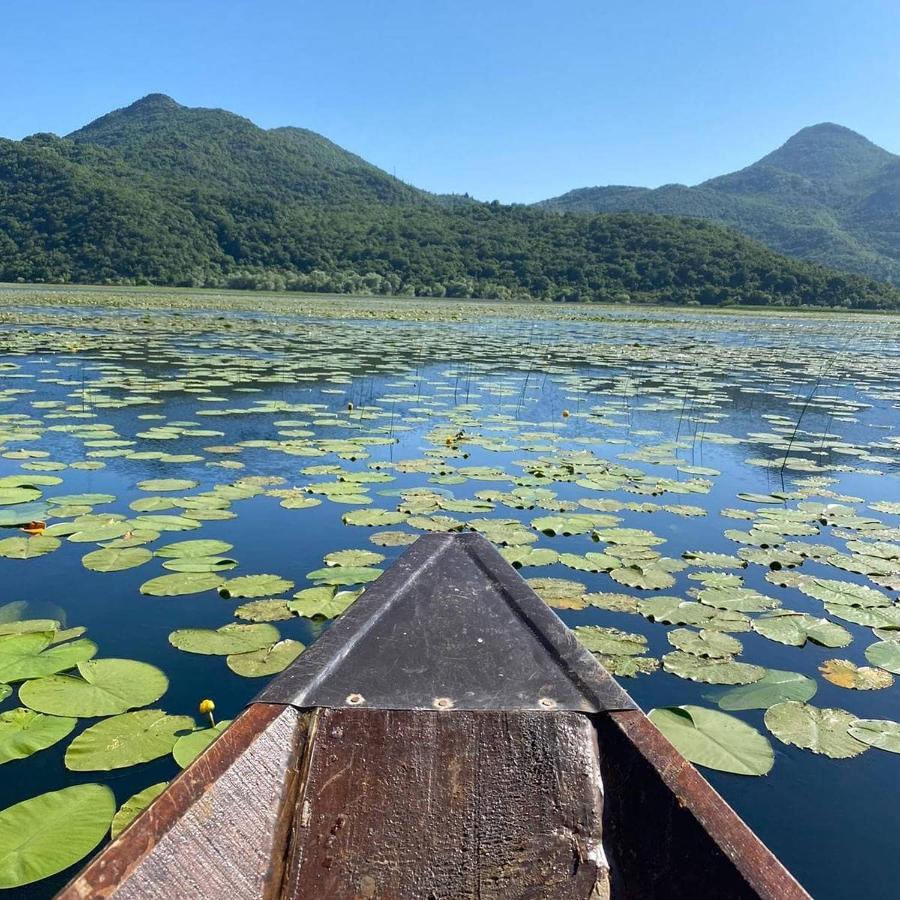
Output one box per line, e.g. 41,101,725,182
126,93,182,113
752,122,895,184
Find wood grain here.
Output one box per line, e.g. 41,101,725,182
57,703,308,900
282,708,608,899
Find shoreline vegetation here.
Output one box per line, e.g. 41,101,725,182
1,284,898,320
2,95,899,312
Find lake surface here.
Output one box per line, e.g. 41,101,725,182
0,289,897,897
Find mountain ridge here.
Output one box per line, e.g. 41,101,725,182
538,124,900,283
0,95,897,309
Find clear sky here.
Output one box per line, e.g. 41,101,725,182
3,0,899,202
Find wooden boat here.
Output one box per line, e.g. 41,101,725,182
58,533,810,899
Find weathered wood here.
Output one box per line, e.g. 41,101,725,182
596,709,810,899
57,703,308,900
282,707,608,899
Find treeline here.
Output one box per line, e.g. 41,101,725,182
1,108,898,310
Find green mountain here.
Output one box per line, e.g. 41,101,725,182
0,97,897,309
538,124,900,284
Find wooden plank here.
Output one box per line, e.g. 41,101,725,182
57,703,308,900
596,709,810,900
281,707,608,899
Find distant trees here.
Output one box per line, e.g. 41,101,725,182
0,126,898,310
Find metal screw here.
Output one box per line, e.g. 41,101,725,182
433,697,454,709
538,697,557,709
346,693,365,706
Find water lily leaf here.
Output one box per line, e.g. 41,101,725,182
594,527,665,546
573,626,647,656
0,708,77,764
173,721,232,768
234,600,294,622
288,587,359,619
133,514,201,532
110,783,168,838
19,659,168,717
848,719,900,754
696,587,780,613
640,598,750,632
499,546,559,568
0,633,97,682
226,639,305,677
0,502,50,527
864,640,900,674
819,659,893,690
648,706,773,776
662,651,765,685
717,670,817,710
751,612,851,648
155,539,234,558
140,572,223,596
65,710,195,771
137,479,198,492
169,623,280,655
531,514,617,536
527,577,587,610
323,549,385,568
764,701,868,758
305,566,382,586
342,508,407,527
161,556,238,573
558,552,619,573
369,530,416,547
609,563,675,590
0,487,42,506
0,783,115,888
797,576,890,608
667,628,742,658
584,592,641,614
48,493,115,506
82,547,153,572
596,654,659,677
218,574,294,599
0,536,60,560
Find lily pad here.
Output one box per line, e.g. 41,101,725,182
864,640,900,674
662,651,765,684
226,639,305,677
0,633,97,683
218,574,294,599
19,659,168,717
573,626,647,656
819,659,894,690
0,784,115,888
667,628,742,658
154,539,234,558
288,587,359,619
648,706,774,776
172,720,232,768
169,623,280,655
848,719,900,754
0,708,77,764
82,547,153,572
0,536,60,560
717,670,817,710
110,783,168,838
305,566,382,586
140,572,223,596
65,710,195,771
764,701,868,758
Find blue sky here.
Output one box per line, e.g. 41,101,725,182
3,0,899,202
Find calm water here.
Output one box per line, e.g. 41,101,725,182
0,292,897,897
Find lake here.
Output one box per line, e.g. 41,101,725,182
0,287,897,897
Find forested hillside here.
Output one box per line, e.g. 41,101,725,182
539,124,900,286
0,96,897,309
